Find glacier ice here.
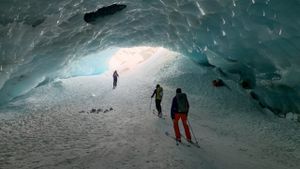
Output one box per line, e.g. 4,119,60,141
0,0,300,115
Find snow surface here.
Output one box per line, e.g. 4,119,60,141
0,50,299,169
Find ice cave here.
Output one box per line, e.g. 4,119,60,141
0,0,299,169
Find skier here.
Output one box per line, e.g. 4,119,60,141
113,70,119,89
171,88,191,143
151,84,163,117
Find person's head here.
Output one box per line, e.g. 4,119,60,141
156,84,160,88
176,88,182,93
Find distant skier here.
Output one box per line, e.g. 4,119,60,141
113,70,119,89
151,84,163,117
171,88,191,142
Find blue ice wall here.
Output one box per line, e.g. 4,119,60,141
61,48,117,78
0,0,300,114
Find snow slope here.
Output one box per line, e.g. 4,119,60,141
0,50,299,169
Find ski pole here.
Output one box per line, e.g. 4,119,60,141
187,119,199,144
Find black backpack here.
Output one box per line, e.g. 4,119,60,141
176,93,188,113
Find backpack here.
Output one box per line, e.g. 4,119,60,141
156,87,163,100
158,87,163,97
176,93,188,113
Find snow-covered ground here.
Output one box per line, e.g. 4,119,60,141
0,50,299,169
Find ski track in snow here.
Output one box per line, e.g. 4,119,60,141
0,52,299,169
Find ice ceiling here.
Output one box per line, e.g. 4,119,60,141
0,0,300,114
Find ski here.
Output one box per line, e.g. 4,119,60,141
180,134,200,148
165,131,200,148
152,110,166,119
165,131,191,147
187,140,200,148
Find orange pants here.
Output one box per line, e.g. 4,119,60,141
173,113,191,141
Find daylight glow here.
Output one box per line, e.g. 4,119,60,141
109,47,162,72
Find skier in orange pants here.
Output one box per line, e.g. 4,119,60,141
171,88,191,142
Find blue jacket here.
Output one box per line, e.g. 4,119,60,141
170,93,189,119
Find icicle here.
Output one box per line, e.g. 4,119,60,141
232,11,235,17
213,40,218,45
159,0,167,6
279,29,282,36
222,30,226,36
222,18,226,25
196,2,206,15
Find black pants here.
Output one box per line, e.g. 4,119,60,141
113,78,117,88
155,99,162,114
